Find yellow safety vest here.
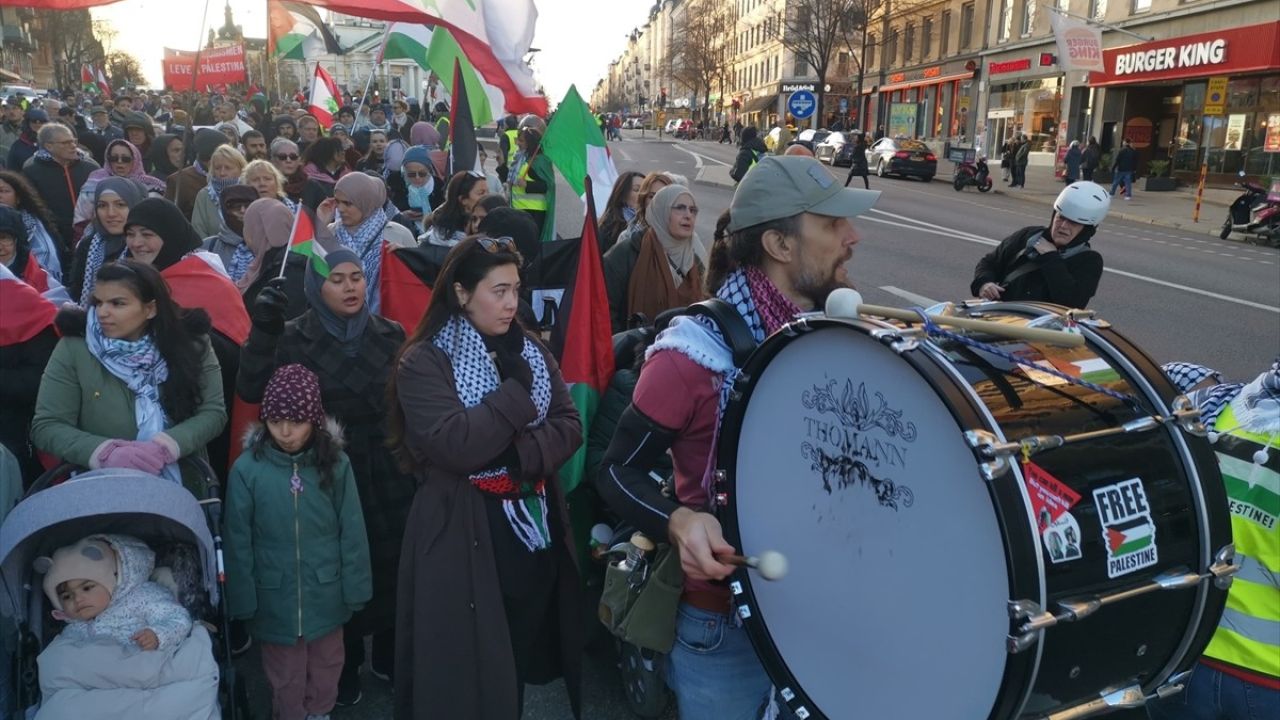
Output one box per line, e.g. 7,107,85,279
1203,402,1279,680
511,160,547,211
504,129,519,167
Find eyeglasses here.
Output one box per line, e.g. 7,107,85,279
274,153,299,161
477,235,516,253
108,154,133,163
671,203,699,215
404,171,430,179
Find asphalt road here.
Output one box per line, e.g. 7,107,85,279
239,131,1277,720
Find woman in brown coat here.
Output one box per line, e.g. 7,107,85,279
387,235,583,719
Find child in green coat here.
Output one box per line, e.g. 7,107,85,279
224,363,371,720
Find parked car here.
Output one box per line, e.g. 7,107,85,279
663,119,681,134
796,129,830,146
816,131,851,165
0,84,38,103
867,138,937,181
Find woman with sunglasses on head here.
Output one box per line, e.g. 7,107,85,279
0,169,64,283
420,171,487,248
73,139,165,235
239,246,415,706
30,259,227,491
269,138,307,203
387,235,583,720
604,183,708,333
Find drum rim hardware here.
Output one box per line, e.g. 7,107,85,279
1032,670,1192,720
1006,544,1238,653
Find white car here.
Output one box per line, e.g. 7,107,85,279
663,119,681,134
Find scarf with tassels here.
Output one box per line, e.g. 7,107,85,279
433,315,554,551
334,207,388,313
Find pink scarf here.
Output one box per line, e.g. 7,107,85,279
744,265,802,335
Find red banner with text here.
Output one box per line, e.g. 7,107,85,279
163,44,247,91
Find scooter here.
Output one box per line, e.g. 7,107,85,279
1220,170,1280,245
953,156,993,192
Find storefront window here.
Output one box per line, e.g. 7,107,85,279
987,77,1063,152
1180,76,1280,177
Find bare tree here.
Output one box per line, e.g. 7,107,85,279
668,0,734,123
776,0,863,125
32,9,101,91
105,51,147,88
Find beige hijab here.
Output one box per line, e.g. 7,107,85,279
644,184,700,281
237,198,295,291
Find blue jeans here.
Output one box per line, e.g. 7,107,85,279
1147,663,1280,720
1111,171,1134,197
667,603,793,720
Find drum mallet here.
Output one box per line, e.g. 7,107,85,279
716,551,789,581
825,288,1085,348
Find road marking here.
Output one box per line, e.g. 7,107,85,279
673,144,730,167
860,213,1280,314
614,145,631,163
879,286,940,306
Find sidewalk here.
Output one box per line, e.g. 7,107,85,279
990,165,1235,236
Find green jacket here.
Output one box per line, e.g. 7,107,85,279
30,335,227,487
224,425,372,645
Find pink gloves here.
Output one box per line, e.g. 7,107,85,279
94,439,176,475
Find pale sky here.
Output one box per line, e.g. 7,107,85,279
89,0,654,107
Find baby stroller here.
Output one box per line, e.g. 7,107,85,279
0,462,249,720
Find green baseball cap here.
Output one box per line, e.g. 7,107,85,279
728,155,880,233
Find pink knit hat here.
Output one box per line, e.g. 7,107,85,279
260,363,325,425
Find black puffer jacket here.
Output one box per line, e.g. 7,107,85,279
731,127,768,183
970,225,1103,309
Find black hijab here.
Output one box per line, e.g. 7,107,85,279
148,133,183,177
0,205,30,276
125,198,202,271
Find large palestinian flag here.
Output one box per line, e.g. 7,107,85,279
269,0,343,60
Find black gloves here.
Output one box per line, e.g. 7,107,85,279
251,277,289,335
486,326,534,392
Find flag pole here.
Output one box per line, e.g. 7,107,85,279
278,205,303,279
354,25,391,123
191,0,213,94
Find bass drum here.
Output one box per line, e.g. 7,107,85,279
715,301,1232,720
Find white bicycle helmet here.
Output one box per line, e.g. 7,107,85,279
1053,181,1111,226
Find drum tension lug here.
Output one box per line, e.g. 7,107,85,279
1006,599,1048,653
964,430,1010,481
713,469,729,508
1210,544,1238,589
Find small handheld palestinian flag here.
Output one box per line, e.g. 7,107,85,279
281,205,328,278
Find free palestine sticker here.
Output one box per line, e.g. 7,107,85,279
1093,478,1159,579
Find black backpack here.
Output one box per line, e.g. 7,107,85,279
615,298,758,371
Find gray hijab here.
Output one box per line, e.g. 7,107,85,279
302,247,370,356
644,184,700,281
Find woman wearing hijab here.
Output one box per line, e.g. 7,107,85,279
30,259,226,491
389,145,445,233
201,184,259,284
237,198,307,319
0,205,55,294
386,236,583,719
301,137,351,211
0,170,64,283
147,133,185,179
409,121,448,178
597,170,642,255
73,139,165,231
605,184,707,333
315,172,415,314
69,176,146,305
238,247,414,706
191,145,248,240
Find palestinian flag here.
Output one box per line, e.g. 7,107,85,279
269,0,343,60
380,23,499,127
287,205,328,276
1106,517,1154,556
378,242,436,333
80,64,96,93
0,264,56,346
1072,357,1122,385
542,85,619,218
308,64,341,129
161,256,251,345
448,59,480,177
552,176,616,496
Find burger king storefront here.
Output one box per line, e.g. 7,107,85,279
1089,20,1280,186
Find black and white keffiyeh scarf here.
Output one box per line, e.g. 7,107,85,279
434,315,555,551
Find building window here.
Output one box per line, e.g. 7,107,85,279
960,3,975,48
1057,0,1069,9
941,11,951,56
923,16,933,59
794,56,809,76
888,29,899,66
867,34,876,70
999,0,1013,41
1088,0,1107,20
1132,0,1151,11
904,23,915,62
1021,0,1036,36
838,51,851,77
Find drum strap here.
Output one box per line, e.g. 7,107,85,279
680,299,758,368
1002,248,1100,288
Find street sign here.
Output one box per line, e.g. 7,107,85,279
839,97,849,113
788,89,817,120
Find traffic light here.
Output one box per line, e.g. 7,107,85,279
1039,53,1056,67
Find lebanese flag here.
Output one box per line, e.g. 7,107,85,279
0,264,56,346
542,85,619,218
551,176,615,496
81,64,96,92
308,64,340,129
96,65,111,97
161,256,250,345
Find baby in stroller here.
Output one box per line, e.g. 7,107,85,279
38,534,190,652
32,533,220,720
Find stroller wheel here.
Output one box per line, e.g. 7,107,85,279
617,641,671,718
